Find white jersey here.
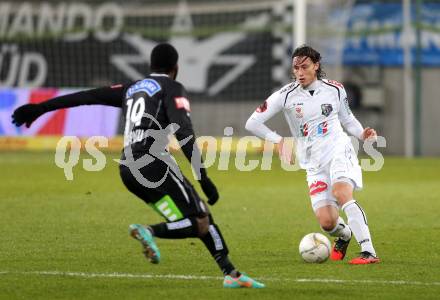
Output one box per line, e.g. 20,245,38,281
246,79,363,170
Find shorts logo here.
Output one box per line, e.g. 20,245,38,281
174,97,191,112
309,181,328,196
321,104,333,117
256,100,267,113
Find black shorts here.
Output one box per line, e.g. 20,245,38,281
119,159,209,221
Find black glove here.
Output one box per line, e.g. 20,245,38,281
199,177,219,205
11,104,45,128
12,104,44,128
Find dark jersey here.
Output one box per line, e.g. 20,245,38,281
38,74,206,179
120,75,194,156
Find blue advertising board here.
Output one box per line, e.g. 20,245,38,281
339,3,440,66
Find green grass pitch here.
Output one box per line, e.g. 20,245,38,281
0,151,439,299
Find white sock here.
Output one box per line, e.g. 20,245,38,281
323,216,352,241
342,200,376,256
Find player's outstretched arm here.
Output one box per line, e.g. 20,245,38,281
11,85,127,128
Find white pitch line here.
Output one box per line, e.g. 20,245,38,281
1,271,440,287
290,278,440,286
0,271,222,281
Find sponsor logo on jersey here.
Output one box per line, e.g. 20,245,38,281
256,100,267,113
317,121,328,135
321,103,333,117
127,79,161,97
300,122,308,137
309,180,328,196
295,104,304,118
174,97,191,112
295,106,303,118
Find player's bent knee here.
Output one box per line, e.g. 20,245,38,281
195,215,210,237
315,205,338,231
317,213,337,231
332,186,352,203
320,219,337,232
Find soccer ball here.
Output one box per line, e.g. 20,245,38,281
299,233,331,263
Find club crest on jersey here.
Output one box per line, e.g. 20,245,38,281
127,79,161,98
321,104,333,117
174,97,191,112
256,100,267,113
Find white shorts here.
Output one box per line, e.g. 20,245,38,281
306,144,363,212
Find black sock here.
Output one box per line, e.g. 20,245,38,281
214,254,236,276
199,223,238,276
229,269,241,278
151,217,240,277
215,255,241,277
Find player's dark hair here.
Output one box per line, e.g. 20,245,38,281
150,43,179,73
291,45,326,80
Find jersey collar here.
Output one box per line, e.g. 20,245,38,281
302,79,321,91
300,79,322,95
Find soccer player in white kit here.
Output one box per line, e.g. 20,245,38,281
245,45,380,264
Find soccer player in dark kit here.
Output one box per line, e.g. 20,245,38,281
12,43,264,288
